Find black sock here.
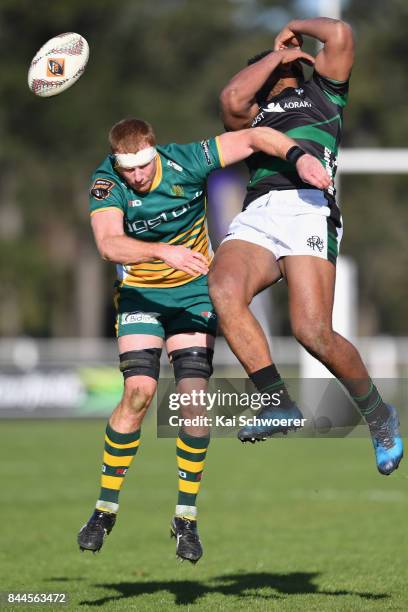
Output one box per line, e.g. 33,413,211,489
352,381,389,429
250,364,294,410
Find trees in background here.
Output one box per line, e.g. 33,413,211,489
0,0,407,336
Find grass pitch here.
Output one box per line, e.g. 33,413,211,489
1,419,407,610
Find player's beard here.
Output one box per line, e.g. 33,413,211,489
269,75,299,97
268,60,303,97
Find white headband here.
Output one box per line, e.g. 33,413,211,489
114,146,157,169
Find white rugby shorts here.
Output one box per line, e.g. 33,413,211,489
222,189,343,264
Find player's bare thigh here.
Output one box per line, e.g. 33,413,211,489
280,255,336,329
166,331,214,353
119,334,163,352
209,239,282,301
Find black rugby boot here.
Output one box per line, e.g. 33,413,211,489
170,517,203,564
78,509,116,553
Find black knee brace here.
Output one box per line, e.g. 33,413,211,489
119,348,162,381
169,346,214,383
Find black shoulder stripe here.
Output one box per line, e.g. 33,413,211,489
312,71,349,97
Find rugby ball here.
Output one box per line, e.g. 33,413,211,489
28,32,89,98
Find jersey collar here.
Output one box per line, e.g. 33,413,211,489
264,85,298,105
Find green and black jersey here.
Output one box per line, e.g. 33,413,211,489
244,70,349,210
89,138,224,289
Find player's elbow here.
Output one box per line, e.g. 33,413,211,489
96,238,116,262
333,20,354,52
98,246,113,262
220,86,236,112
220,86,248,117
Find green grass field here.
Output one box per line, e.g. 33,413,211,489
1,419,407,611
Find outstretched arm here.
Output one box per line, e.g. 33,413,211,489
220,48,315,131
275,17,354,81
217,128,331,190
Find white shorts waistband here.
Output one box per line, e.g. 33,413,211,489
246,189,330,211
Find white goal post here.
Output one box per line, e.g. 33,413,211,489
338,149,408,174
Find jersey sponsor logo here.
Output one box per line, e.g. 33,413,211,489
263,102,285,113
178,470,187,479
201,311,216,320
115,468,128,475
167,160,183,172
252,112,265,126
171,184,184,197
126,202,191,235
47,58,65,77
283,100,312,109
295,88,304,95
128,199,142,207
262,100,312,113
121,312,160,325
323,147,336,196
306,236,324,252
90,178,115,200
200,140,213,165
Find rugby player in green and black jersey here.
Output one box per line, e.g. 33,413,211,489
209,18,403,475
77,117,330,562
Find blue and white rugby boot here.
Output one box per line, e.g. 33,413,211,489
370,404,403,475
238,404,305,443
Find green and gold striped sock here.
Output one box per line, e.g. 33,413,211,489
96,423,141,514
175,430,209,520
352,380,389,428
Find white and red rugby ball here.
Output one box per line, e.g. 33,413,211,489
28,32,89,97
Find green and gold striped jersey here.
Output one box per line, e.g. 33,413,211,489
89,138,224,288
244,70,349,209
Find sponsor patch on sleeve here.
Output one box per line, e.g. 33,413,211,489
200,140,213,166
90,178,115,200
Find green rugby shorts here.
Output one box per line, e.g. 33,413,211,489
114,275,217,339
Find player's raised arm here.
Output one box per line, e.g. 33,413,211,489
274,18,354,81
219,48,315,131
217,128,331,190
91,208,209,276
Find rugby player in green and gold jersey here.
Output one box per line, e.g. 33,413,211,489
209,18,403,475
77,116,330,562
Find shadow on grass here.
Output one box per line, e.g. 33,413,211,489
47,577,85,582
80,572,389,606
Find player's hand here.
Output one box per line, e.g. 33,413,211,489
296,154,332,190
157,244,209,276
276,48,315,67
274,26,303,51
